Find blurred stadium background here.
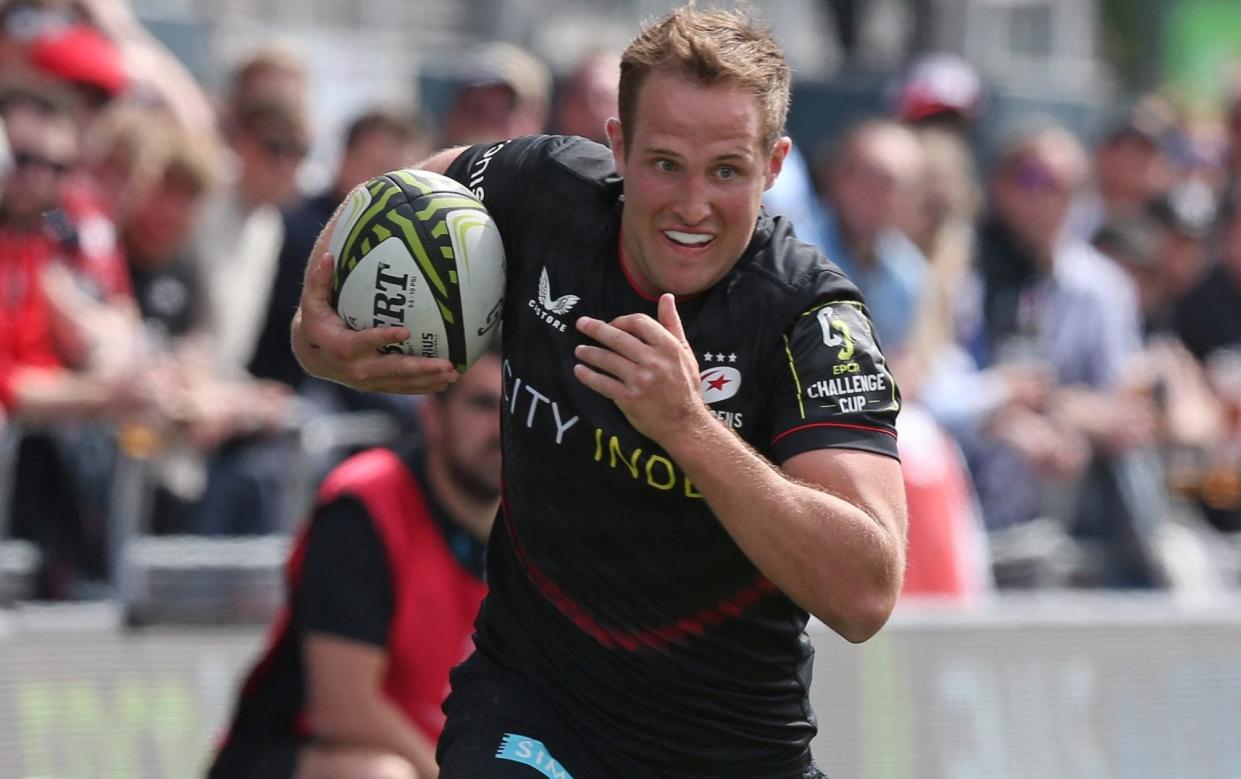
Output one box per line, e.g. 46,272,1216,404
3,0,1241,776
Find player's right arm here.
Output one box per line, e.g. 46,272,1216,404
289,147,468,395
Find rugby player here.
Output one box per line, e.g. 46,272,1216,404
292,6,908,777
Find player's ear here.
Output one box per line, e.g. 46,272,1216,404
605,117,626,176
764,135,792,191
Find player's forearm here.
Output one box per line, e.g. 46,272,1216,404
311,694,438,778
662,410,905,642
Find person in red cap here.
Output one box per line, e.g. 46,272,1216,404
890,52,983,136
28,22,128,108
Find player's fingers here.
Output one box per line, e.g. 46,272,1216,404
348,356,458,394
573,362,627,401
657,294,689,346
611,311,682,350
576,316,649,359
340,324,415,359
574,344,632,380
369,376,455,395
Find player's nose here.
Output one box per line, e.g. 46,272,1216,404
672,176,711,225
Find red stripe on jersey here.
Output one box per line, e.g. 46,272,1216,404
772,420,898,446
501,495,777,652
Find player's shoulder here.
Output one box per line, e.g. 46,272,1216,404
508,134,621,198
742,212,865,312
450,135,620,215
544,134,621,186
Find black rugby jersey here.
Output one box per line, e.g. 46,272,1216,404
445,136,900,776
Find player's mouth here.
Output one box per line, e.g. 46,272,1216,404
662,229,715,248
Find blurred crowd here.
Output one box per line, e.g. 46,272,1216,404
765,55,1241,595
0,0,1238,601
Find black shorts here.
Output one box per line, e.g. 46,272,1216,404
437,651,829,779
206,738,299,779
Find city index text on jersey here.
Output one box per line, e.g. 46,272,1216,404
593,428,703,500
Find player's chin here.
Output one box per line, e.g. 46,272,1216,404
657,263,730,297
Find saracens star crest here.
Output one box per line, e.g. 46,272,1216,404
699,365,741,403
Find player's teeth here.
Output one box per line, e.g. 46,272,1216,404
664,230,713,245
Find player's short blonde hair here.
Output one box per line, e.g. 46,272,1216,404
618,4,790,153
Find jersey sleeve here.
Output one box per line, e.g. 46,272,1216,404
443,135,563,234
767,286,901,464
298,495,395,647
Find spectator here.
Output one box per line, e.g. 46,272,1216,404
1090,213,1168,336
194,98,308,377
1092,214,1227,507
768,123,992,604
71,0,216,133
0,84,150,598
888,52,983,138
103,108,216,532
441,42,550,146
1068,97,1176,244
250,106,431,392
811,119,928,352
554,48,620,144
1173,183,1241,365
209,350,501,779
1145,181,1216,330
769,120,929,352
960,122,1169,588
0,83,137,372
864,127,995,602
1172,184,1241,533
118,110,219,345
220,44,308,135
182,96,308,535
26,20,126,121
897,128,984,392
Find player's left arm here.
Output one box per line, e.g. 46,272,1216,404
575,295,907,643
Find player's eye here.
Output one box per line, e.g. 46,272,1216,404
717,165,737,179
654,159,677,173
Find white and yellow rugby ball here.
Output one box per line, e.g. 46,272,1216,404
330,169,506,372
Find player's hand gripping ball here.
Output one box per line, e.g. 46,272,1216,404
330,169,506,372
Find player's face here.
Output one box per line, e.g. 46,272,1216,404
439,354,503,501
607,70,789,297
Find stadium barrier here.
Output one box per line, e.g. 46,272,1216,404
1,593,1239,778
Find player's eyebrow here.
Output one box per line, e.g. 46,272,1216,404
644,146,754,163
644,145,683,158
713,151,754,163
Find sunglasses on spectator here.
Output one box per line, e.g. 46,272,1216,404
1010,158,1067,193
12,151,71,176
261,137,308,160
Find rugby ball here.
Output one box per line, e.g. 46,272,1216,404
330,169,506,371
